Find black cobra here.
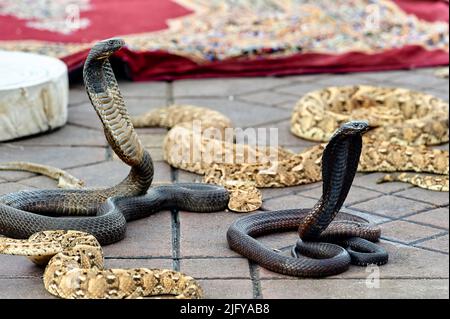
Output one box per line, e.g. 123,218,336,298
227,121,388,277
0,38,229,245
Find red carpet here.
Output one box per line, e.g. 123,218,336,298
0,0,448,80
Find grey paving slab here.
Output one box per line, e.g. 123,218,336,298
395,188,449,206
299,185,382,206
380,220,444,244
179,211,242,258
103,211,172,258
12,125,107,147
260,183,319,201
173,77,292,97
405,208,449,229
353,173,413,193
198,279,253,299
238,90,298,107
260,278,448,299
350,195,433,218
272,81,325,97
312,74,374,87
0,255,42,278
0,182,37,195
68,84,88,106
118,80,168,98
384,72,449,91
0,279,53,299
180,258,251,279
259,241,449,280
104,258,173,269
261,194,318,211
266,120,318,148
173,98,291,128
68,98,166,130
0,145,106,171
416,234,449,253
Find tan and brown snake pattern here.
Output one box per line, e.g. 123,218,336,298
0,230,202,299
132,87,448,212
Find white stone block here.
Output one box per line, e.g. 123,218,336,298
0,50,68,142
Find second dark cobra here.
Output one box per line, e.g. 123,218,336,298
227,121,388,277
0,38,229,245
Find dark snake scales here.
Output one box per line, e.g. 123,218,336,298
0,38,229,245
227,122,388,277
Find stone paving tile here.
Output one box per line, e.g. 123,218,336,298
0,170,35,183
395,188,449,206
0,255,43,278
298,185,381,206
267,120,318,148
261,194,318,211
353,173,413,193
0,145,106,171
0,279,53,299
0,182,37,195
68,98,166,130
174,98,291,128
143,147,165,162
20,160,152,189
312,74,374,87
180,258,251,279
237,90,298,107
118,80,168,98
260,183,319,201
350,195,432,218
385,72,448,91
68,84,88,106
103,211,172,258
17,175,63,189
380,220,444,244
109,159,172,184
104,258,173,269
260,278,448,299
173,77,292,97
405,208,449,229
257,232,297,252
138,133,166,148
198,279,253,299
175,169,204,183
427,88,449,101
259,241,449,280
416,234,449,253
13,125,107,147
272,81,324,97
356,70,412,82
179,211,242,257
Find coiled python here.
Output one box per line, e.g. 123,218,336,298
0,38,228,298
227,121,388,277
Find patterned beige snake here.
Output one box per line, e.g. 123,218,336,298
0,230,202,299
132,86,449,212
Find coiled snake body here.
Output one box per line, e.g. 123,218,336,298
227,121,388,277
0,38,228,298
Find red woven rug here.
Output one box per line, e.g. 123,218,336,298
0,0,448,80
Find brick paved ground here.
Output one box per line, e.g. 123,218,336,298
0,68,448,299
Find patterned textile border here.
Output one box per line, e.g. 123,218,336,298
0,0,448,80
